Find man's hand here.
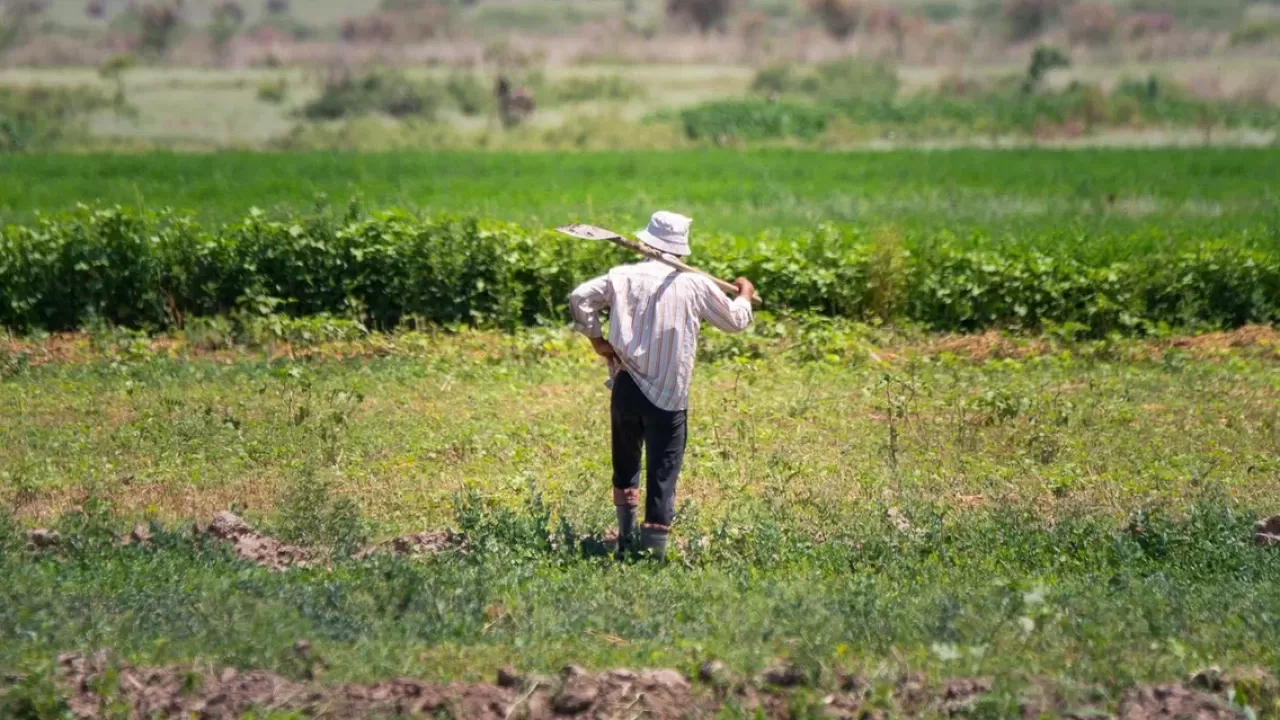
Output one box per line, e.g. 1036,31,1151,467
734,277,756,302
590,336,617,360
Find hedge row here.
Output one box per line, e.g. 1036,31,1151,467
2,206,1278,335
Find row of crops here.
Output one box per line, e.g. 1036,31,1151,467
3,205,1278,335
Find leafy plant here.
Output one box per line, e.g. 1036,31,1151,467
257,77,288,104
273,467,369,557
301,69,442,121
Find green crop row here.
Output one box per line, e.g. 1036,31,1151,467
671,74,1280,142
2,205,1278,335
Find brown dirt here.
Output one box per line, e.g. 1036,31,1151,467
16,652,1280,720
354,530,465,559
189,512,467,570
1117,684,1245,720
49,652,715,720
1256,515,1280,547
194,511,324,571
1166,325,1280,352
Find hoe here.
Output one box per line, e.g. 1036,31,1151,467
556,223,762,306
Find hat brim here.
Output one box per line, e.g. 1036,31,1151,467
636,229,691,257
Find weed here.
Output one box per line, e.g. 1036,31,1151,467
272,467,369,557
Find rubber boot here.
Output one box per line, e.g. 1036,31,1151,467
640,524,670,561
613,488,639,561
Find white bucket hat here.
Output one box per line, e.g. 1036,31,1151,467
635,211,692,257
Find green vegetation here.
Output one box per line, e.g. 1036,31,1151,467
2,148,1278,234
1,325,1279,711
301,68,443,121
1,146,1279,714
0,85,113,152
665,59,1280,143
3,203,1279,334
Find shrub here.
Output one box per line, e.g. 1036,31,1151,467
257,77,288,103
5,205,1278,336
446,72,491,115
808,0,861,39
1229,20,1280,47
0,85,112,152
301,69,442,120
209,1,245,63
550,75,644,103
273,467,369,557
1022,45,1070,94
678,100,831,141
751,59,899,103
811,58,899,102
665,0,738,34
138,2,181,57
752,64,797,95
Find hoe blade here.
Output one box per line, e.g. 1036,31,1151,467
556,224,622,241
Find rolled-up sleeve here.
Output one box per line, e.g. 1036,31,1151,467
698,278,753,333
569,275,611,338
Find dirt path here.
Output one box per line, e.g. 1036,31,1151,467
9,651,1264,720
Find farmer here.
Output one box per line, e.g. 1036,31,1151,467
569,211,756,559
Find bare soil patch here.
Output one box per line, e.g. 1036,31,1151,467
21,652,1275,720
1257,515,1280,547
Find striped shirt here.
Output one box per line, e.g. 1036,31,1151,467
569,260,754,411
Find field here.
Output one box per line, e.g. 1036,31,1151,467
4,147,1280,236
2,148,1280,720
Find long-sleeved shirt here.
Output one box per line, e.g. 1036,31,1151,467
569,260,754,411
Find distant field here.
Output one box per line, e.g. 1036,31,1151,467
3,149,1279,247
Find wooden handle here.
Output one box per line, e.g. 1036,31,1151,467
608,235,763,307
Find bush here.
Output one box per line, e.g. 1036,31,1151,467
550,75,645,103
138,2,181,57
3,206,1279,336
209,1,245,62
678,100,831,141
665,0,738,34
302,69,442,120
751,59,899,103
274,467,369,557
808,0,861,39
751,63,797,95
1229,20,1280,47
257,77,288,103
446,72,491,115
0,85,111,152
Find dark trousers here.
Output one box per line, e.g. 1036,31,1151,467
611,371,687,528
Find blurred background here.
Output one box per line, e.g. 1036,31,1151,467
0,0,1278,151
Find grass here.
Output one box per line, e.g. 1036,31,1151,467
4,325,1280,528
1,324,1279,713
1,144,1278,714
2,148,1279,241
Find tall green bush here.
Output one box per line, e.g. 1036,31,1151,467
1,206,1278,335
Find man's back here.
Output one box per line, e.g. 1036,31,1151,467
570,260,753,411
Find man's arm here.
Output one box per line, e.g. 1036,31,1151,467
569,275,617,359
698,276,755,333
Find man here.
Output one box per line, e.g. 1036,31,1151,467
568,211,756,560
